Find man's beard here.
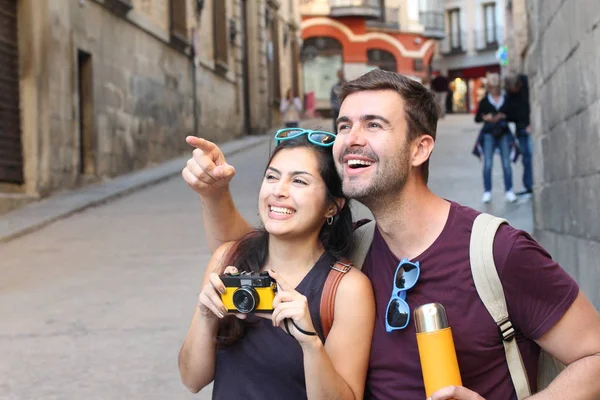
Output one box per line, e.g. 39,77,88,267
340,152,409,211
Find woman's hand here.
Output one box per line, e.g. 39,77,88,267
494,112,506,122
198,266,247,320
269,270,319,346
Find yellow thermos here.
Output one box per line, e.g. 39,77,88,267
415,303,462,397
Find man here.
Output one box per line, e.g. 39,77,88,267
330,69,346,133
430,71,450,118
505,74,533,198
182,70,600,399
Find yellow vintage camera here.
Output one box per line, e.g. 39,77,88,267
220,271,277,313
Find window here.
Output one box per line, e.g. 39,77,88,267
367,49,397,72
213,0,228,69
170,0,187,38
413,59,424,72
267,11,281,103
170,0,189,52
448,8,461,50
419,0,444,32
483,3,497,44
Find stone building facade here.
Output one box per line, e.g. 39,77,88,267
506,0,600,307
0,0,302,213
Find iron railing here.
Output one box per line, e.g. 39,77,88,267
366,7,400,30
329,0,382,19
439,31,467,54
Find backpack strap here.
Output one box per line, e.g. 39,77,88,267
470,213,532,400
319,260,352,339
349,220,376,270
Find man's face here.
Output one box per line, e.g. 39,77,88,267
506,83,520,94
332,90,411,206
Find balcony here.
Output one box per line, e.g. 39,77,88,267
366,7,400,30
419,10,445,39
329,0,382,19
439,31,467,55
474,25,503,51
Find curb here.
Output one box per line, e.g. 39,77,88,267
0,134,272,243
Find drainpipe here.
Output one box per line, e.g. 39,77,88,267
190,29,199,135
191,1,205,136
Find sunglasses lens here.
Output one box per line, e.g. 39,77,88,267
387,298,410,329
395,262,419,290
276,129,304,140
309,133,335,145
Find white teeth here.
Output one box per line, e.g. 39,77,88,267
270,206,294,215
348,159,373,166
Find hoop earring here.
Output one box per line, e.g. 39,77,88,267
326,216,334,225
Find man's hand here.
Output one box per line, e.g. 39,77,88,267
428,385,486,400
182,136,236,197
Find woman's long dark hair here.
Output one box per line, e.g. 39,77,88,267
217,135,353,346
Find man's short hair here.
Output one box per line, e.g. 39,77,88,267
339,69,439,183
504,74,522,91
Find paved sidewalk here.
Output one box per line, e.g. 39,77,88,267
0,134,271,243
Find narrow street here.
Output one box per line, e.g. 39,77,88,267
0,114,532,400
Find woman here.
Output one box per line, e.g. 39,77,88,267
178,130,376,399
474,73,517,204
280,88,303,128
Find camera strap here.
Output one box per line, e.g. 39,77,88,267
319,260,352,339
284,318,317,337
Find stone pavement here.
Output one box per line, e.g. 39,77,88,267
0,115,533,399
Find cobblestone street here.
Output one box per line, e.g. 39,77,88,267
0,114,533,399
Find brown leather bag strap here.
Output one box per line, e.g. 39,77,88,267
319,260,352,339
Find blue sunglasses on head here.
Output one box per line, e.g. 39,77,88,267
274,128,336,147
385,258,421,332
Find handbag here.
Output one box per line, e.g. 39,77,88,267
491,120,508,139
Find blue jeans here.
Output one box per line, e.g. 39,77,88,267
517,129,533,190
482,133,513,192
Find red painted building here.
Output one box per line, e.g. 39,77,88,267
300,1,445,112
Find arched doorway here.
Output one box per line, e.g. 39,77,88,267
367,49,397,72
301,37,343,112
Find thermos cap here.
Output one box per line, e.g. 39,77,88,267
414,303,449,333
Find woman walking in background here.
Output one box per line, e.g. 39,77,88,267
474,73,517,204
280,88,303,128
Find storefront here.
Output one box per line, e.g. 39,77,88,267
448,64,501,113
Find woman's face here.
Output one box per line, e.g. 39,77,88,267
487,84,500,96
258,147,335,239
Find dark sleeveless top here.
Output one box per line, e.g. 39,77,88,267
211,251,336,400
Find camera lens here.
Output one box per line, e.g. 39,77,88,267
232,286,259,313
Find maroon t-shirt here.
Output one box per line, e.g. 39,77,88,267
361,201,579,400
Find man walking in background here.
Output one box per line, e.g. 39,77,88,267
505,73,533,198
430,71,450,118
330,69,346,133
